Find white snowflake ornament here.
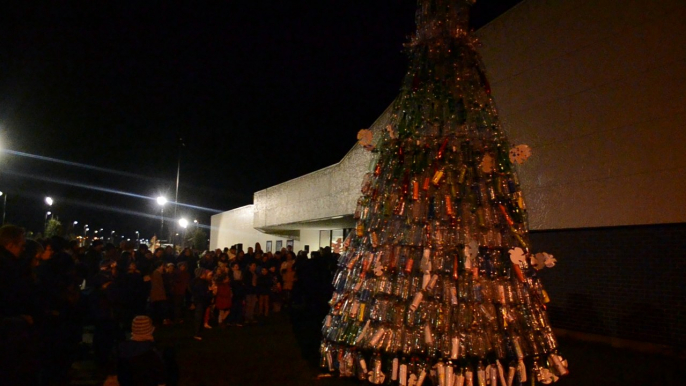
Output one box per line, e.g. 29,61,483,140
538,368,557,384
357,129,375,151
508,247,527,266
509,144,532,164
533,252,556,269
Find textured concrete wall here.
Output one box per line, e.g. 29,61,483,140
477,0,686,229
210,205,294,251
252,106,392,230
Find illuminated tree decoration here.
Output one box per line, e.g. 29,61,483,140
321,0,567,385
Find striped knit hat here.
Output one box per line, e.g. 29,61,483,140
131,315,155,341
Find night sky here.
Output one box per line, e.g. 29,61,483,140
0,1,521,241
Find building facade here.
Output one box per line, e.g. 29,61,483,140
211,0,686,346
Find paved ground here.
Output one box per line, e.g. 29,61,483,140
71,308,686,386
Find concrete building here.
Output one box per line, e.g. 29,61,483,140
211,0,686,346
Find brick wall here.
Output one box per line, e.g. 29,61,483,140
531,223,686,347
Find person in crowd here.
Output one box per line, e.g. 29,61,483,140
171,262,190,324
235,249,246,270
134,243,149,262
149,261,168,326
269,265,282,313
163,245,176,264
0,225,40,385
280,251,296,309
89,268,118,367
191,268,213,341
84,239,104,287
125,259,148,320
245,246,255,266
214,272,232,326
243,262,259,324
176,247,191,266
226,261,244,327
199,251,217,271
256,266,272,318
116,315,167,386
163,263,176,325
104,243,119,262
136,247,156,277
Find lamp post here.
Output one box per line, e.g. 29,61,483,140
111,230,115,244
157,196,167,243
178,218,188,247
0,191,5,225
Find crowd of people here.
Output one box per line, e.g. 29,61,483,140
0,224,339,385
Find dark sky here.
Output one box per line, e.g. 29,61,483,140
0,0,521,241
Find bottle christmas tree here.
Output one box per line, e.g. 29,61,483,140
321,0,568,385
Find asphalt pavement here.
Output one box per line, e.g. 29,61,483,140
70,308,686,386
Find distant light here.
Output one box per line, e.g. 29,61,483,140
127,238,130,241
0,191,3,196
46,211,51,216
178,218,189,228
157,196,167,206
194,219,198,224
45,197,53,206
73,221,78,225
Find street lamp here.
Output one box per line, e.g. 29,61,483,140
45,197,53,206
0,191,6,225
44,211,52,231
157,196,167,241
135,230,140,241
178,218,189,228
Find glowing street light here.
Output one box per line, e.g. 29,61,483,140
178,218,189,228
0,191,6,225
45,197,53,206
157,196,167,241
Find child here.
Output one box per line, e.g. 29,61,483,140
256,267,273,318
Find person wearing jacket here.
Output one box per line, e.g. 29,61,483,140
191,268,213,341
149,261,168,326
